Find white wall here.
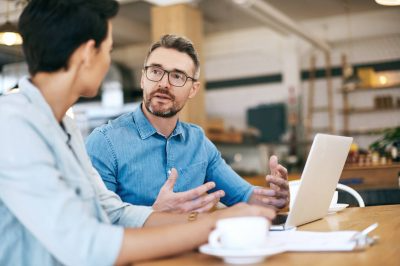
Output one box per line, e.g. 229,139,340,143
204,27,290,130
202,9,400,149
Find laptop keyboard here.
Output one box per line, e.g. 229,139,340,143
272,214,288,225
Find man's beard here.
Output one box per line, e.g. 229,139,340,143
144,88,183,118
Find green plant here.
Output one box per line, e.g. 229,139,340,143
369,127,400,151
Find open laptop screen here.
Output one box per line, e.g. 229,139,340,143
271,134,353,230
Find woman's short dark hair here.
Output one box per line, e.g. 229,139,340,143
144,34,200,79
18,0,119,75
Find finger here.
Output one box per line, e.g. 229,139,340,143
270,183,279,191
178,182,216,202
162,168,179,191
193,196,221,213
253,188,289,198
253,188,276,197
276,165,288,180
181,190,224,212
269,155,278,175
266,175,289,189
261,197,287,209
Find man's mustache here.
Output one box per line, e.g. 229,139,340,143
149,88,175,101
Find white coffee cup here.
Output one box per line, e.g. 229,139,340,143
208,216,269,249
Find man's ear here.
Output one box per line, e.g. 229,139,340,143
188,81,200,99
140,69,145,90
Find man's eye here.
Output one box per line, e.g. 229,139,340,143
152,68,162,75
172,72,185,80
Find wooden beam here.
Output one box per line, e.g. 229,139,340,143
150,4,206,128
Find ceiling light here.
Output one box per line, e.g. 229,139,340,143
375,0,400,6
0,21,23,46
145,0,193,6
232,0,249,5
378,75,388,85
0,0,23,46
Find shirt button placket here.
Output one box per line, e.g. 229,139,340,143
166,138,174,178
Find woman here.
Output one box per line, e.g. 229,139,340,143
0,0,275,265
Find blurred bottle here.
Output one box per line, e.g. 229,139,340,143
391,141,400,163
347,142,359,165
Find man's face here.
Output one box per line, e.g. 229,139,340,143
141,47,199,118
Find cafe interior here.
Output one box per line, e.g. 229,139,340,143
0,0,399,265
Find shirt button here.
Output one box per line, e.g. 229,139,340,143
75,187,81,195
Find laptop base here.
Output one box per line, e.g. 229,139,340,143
270,214,296,231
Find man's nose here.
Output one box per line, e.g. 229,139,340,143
158,72,171,88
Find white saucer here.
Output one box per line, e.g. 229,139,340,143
328,203,349,213
199,243,285,264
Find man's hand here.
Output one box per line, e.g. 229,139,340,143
152,168,225,213
248,155,289,209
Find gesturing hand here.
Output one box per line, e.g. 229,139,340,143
152,168,225,213
248,155,290,209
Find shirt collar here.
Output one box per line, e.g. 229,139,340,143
18,76,69,144
172,120,185,140
132,104,185,141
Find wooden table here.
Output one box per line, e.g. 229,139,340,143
137,205,400,266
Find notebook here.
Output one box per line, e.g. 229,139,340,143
271,133,353,231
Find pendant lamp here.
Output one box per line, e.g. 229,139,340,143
0,0,23,46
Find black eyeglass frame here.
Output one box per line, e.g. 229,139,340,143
144,65,197,87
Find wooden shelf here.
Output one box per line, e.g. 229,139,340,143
341,106,400,114
207,131,243,144
311,127,331,133
344,162,400,170
340,163,400,190
342,127,396,136
341,83,400,93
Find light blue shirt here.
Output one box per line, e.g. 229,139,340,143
86,105,254,207
0,77,153,266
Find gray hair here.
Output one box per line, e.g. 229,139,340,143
144,34,200,79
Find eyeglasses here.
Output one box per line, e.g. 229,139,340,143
144,65,197,87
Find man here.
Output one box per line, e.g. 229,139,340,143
86,34,290,213
0,1,276,265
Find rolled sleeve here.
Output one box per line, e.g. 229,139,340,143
82,223,124,266
204,138,254,206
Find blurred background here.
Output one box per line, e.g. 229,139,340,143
1,0,400,205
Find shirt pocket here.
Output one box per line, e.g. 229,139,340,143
177,161,207,192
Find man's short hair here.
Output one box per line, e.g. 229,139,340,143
19,0,119,75
144,34,200,79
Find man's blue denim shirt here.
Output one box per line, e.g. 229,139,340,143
86,105,254,207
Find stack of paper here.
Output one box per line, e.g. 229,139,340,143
268,231,362,251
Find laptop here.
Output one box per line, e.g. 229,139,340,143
271,133,353,231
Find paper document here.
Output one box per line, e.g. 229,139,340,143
268,231,360,252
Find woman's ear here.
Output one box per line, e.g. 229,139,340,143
68,39,96,70
81,40,97,67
